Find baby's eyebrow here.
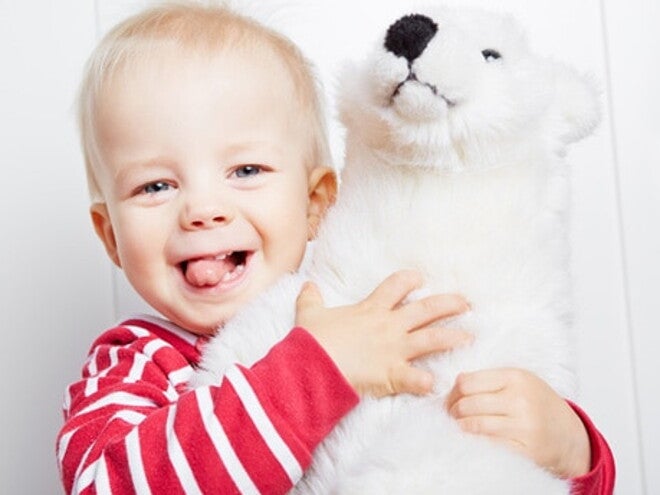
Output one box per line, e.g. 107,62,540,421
113,156,176,183
222,141,285,160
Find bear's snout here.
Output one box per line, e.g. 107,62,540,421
385,13,437,63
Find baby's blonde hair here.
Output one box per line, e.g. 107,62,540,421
78,1,332,202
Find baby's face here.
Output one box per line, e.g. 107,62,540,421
92,48,317,335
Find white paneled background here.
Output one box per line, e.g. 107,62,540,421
0,0,656,493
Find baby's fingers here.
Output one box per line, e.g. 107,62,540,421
406,326,473,360
399,294,469,330
444,369,510,413
387,365,435,397
295,282,326,327
455,415,520,448
296,281,324,310
365,270,424,309
448,392,507,419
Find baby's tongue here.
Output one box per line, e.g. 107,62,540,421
185,258,234,287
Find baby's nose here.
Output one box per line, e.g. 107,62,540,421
183,200,235,230
384,13,438,63
189,214,227,229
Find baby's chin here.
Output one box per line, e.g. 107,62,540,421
164,308,235,337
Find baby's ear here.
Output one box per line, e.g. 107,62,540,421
307,166,337,239
552,64,601,145
90,203,121,268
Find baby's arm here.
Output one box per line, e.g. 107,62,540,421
58,324,361,494
445,368,615,494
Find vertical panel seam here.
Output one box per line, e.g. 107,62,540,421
598,0,647,492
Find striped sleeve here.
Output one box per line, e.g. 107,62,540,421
568,402,616,495
56,322,359,494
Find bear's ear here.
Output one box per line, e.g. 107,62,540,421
553,64,601,145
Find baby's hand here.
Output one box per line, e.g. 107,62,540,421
445,368,591,479
295,270,472,398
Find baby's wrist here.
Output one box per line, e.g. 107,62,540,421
297,326,359,393
558,411,592,479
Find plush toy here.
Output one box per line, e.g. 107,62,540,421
192,5,600,494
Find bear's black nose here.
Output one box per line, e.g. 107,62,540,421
384,14,438,63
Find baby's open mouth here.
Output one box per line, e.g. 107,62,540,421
180,251,250,288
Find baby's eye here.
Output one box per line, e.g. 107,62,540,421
233,165,263,178
140,181,172,194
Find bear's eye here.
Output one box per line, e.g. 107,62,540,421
481,49,501,62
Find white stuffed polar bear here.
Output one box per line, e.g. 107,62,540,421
192,5,600,494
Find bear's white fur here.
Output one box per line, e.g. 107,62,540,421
192,6,599,494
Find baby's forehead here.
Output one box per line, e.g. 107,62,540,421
102,40,304,106
93,43,312,161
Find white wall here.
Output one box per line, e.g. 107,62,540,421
0,2,115,494
602,1,660,492
0,1,656,493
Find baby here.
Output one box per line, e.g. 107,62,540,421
57,3,471,493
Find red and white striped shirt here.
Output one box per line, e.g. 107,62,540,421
57,315,359,494
57,315,615,494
